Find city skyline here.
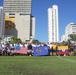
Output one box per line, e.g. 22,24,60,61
0,0,76,42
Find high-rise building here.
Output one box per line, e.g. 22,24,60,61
4,0,32,14
65,22,76,40
48,5,59,43
0,6,5,38
3,0,35,42
60,22,76,42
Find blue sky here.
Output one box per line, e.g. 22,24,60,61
0,0,76,42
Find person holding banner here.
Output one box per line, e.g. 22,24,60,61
27,43,33,56
48,43,52,56
55,46,58,56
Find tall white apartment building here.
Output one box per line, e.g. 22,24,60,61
48,5,59,43
3,0,35,42
0,6,4,38
60,22,76,42
65,22,76,40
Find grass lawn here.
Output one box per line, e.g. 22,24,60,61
0,56,76,75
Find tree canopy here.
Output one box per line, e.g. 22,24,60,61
68,34,76,41
32,39,40,44
11,37,22,43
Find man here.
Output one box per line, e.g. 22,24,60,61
69,44,74,56
27,43,33,56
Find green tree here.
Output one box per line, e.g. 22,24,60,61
67,39,71,45
32,39,40,44
68,34,76,41
11,37,22,43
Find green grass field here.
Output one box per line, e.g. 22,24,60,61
0,56,76,75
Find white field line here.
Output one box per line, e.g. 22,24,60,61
57,56,76,63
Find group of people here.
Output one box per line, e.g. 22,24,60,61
68,44,75,56
0,42,45,56
0,42,50,56
0,42,34,56
49,44,75,56
0,42,76,56
0,42,14,56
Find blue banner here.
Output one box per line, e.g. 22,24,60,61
33,46,49,56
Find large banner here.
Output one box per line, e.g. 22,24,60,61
58,46,69,55
13,44,28,54
33,46,49,56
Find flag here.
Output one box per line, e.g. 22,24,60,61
58,46,69,55
33,46,49,56
13,46,28,54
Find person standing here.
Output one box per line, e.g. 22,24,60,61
27,43,33,56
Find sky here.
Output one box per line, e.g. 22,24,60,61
0,0,76,42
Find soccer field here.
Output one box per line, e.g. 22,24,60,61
0,56,76,75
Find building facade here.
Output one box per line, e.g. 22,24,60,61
61,22,76,42
0,6,4,38
3,0,35,42
48,5,59,43
65,22,76,40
